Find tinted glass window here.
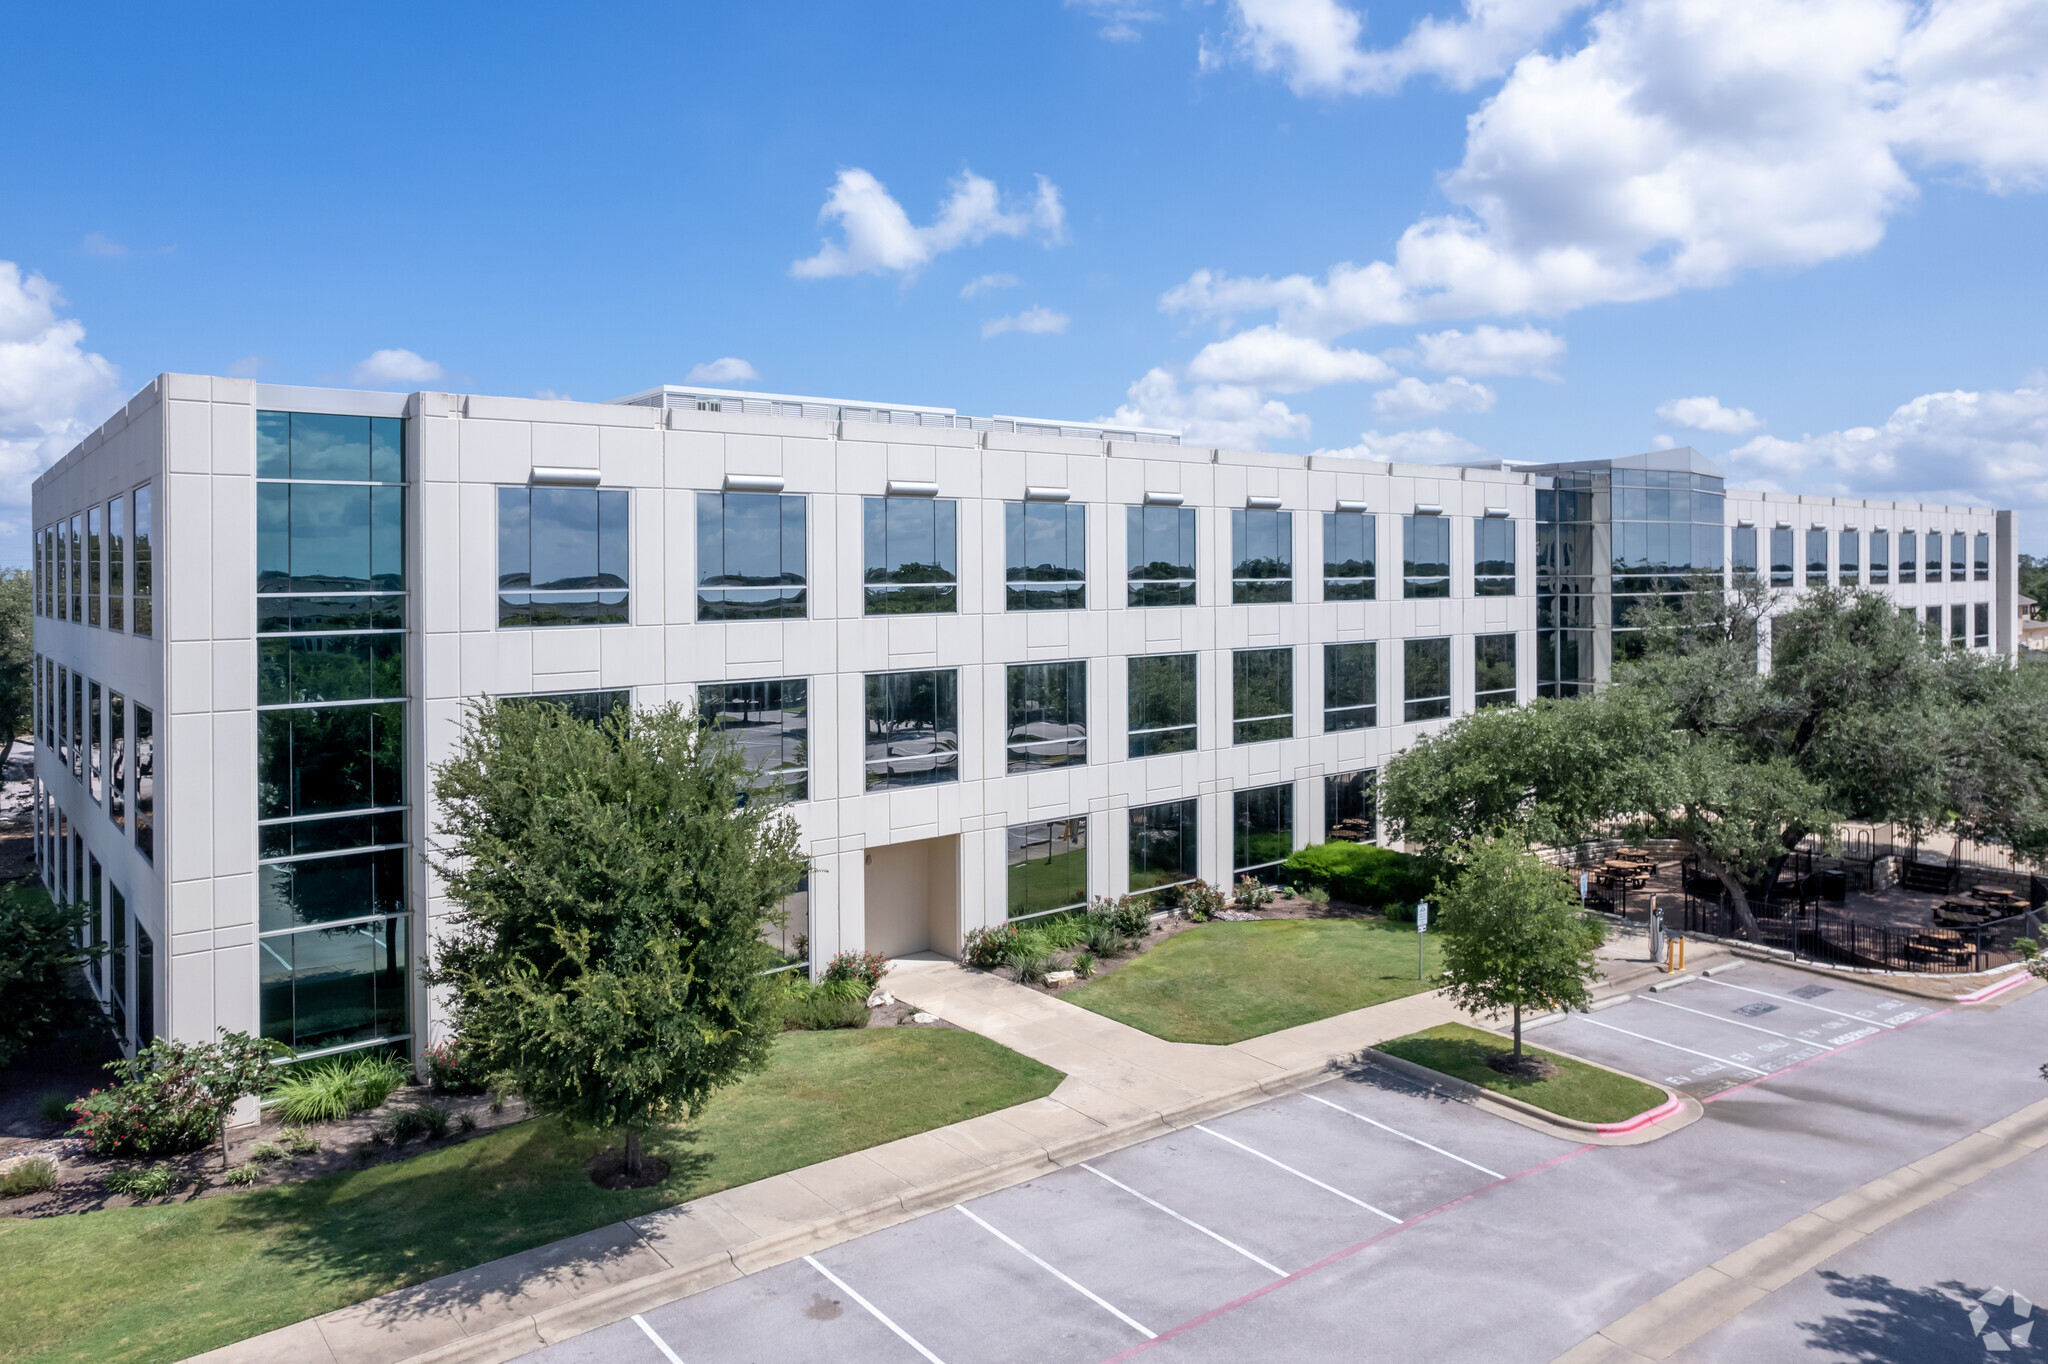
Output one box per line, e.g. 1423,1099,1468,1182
700,679,808,801
1128,653,1197,757
1322,512,1375,601
1007,661,1088,772
1403,516,1450,598
1324,642,1375,731
498,486,629,626
1008,818,1088,920
1231,509,1292,603
864,669,960,789
1127,505,1196,607
1403,637,1451,722
1325,770,1376,844
1474,517,1514,596
697,492,807,620
1232,647,1293,744
864,497,958,614
1233,784,1292,873
1475,634,1515,709
1129,799,1198,894
1006,502,1085,610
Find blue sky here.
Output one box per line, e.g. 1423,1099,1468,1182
4,0,2046,565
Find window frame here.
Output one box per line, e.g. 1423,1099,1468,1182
1231,647,1294,745
1005,500,1086,612
863,667,961,790
1006,660,1089,773
695,491,807,621
1127,652,1198,757
1402,636,1452,722
1473,516,1515,596
1322,641,1376,732
1321,510,1375,601
1402,514,1451,599
497,484,630,627
1474,633,1516,710
1126,504,1197,607
1230,508,1293,604
699,679,808,801
863,495,959,615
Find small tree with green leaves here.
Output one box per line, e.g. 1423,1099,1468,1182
0,567,31,769
427,698,807,1178
0,880,104,1068
1432,834,1605,1072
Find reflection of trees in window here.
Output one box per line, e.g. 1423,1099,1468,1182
109,692,125,830
698,679,808,800
1403,637,1451,722
498,487,629,626
259,917,408,1053
1807,529,1829,586
1231,509,1293,603
1869,530,1889,584
1771,527,1795,585
1952,532,1967,580
1007,661,1087,772
257,702,405,821
1403,516,1450,598
864,497,957,614
1898,531,1917,584
1975,532,1990,582
1731,526,1759,582
132,484,153,637
258,634,404,705
1007,818,1089,920
1129,799,1198,893
1233,784,1292,873
1128,653,1197,757
1127,505,1196,606
1323,512,1375,600
1838,530,1860,586
1324,770,1376,843
864,669,959,789
1474,517,1515,596
1006,502,1085,610
1324,642,1375,731
1232,648,1293,744
696,492,806,620
1474,634,1516,709
134,706,153,863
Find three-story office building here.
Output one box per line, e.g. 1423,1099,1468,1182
30,376,2017,1064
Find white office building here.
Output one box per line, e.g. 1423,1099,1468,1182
29,375,2018,1062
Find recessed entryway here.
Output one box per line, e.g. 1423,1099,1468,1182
864,835,960,959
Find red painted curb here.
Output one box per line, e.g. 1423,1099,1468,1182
1596,1094,1684,1135
1956,971,2032,1004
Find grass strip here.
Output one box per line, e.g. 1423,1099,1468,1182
0,1028,1061,1364
1374,1022,1667,1124
1065,918,1442,1045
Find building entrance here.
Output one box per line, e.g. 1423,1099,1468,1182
863,835,960,959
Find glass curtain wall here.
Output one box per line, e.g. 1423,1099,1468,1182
1127,505,1196,606
255,411,410,1058
1536,476,1594,697
1611,467,1725,658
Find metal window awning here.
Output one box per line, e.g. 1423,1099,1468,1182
530,466,601,486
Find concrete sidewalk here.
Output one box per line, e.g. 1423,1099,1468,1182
188,963,1493,1364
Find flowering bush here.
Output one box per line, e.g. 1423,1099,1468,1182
961,925,1019,970
1233,876,1274,910
1180,879,1226,922
421,1037,490,1095
68,1031,276,1158
823,949,891,991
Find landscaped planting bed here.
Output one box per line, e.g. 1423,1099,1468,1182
1375,1022,1667,1123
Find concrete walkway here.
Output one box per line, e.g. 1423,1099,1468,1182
191,962,1478,1364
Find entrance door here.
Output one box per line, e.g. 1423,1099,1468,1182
864,835,959,958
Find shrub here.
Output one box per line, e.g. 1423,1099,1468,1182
1282,843,1437,913
268,1052,411,1125
1032,914,1089,951
1010,950,1053,986
0,881,105,1069
458,1111,478,1133
1233,876,1273,909
38,1091,73,1126
1073,951,1096,979
1082,915,1128,957
1180,879,1226,922
105,1163,179,1201
774,974,873,1031
223,1164,261,1186
278,1127,320,1156
823,949,891,992
962,924,1019,969
0,1158,57,1198
421,1037,490,1095
248,1141,288,1163
1303,885,1331,905
380,1104,453,1144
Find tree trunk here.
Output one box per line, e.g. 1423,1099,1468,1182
1694,849,1762,938
0,735,15,774
1512,1003,1523,1060
623,1129,643,1179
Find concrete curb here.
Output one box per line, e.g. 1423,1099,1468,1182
265,1055,1354,1364
1355,1046,1698,1148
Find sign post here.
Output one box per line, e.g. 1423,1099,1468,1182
1416,901,1430,980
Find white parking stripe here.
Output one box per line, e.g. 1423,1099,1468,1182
631,1314,685,1364
1573,1015,1770,1076
953,1204,1156,1338
803,1255,949,1364
1079,1162,1288,1277
1639,993,1847,1047
1193,1123,1402,1223
1303,1091,1505,1180
1694,975,1901,1027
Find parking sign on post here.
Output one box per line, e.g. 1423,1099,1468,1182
1416,901,1429,978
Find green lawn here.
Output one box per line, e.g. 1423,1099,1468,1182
0,1028,1062,1364
1375,1023,1667,1123
1064,918,1442,1044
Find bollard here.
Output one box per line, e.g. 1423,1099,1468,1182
1648,905,1664,964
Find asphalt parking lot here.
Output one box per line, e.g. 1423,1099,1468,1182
517,963,2045,1364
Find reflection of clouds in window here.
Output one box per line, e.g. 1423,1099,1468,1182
498,486,630,626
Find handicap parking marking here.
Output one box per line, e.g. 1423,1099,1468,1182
1695,973,1931,1029
1640,993,1865,1058
1192,1124,1403,1224
953,1204,1156,1339
803,1255,950,1364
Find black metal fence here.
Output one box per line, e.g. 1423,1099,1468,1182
1674,894,2041,975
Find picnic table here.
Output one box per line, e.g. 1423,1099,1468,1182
1935,899,1995,927
1969,885,2018,907
1596,861,1650,890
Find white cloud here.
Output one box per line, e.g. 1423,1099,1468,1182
1068,0,1161,42
1184,325,1393,391
1226,0,1588,95
534,389,572,401
685,356,759,383
1372,375,1498,419
0,262,121,538
960,272,1020,299
1411,324,1565,377
1723,384,2048,526
981,306,1070,339
1315,427,1494,463
80,233,127,257
351,348,444,386
227,355,266,378
1104,367,1312,448
1656,394,1762,435
1172,0,2048,335
791,169,1067,280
